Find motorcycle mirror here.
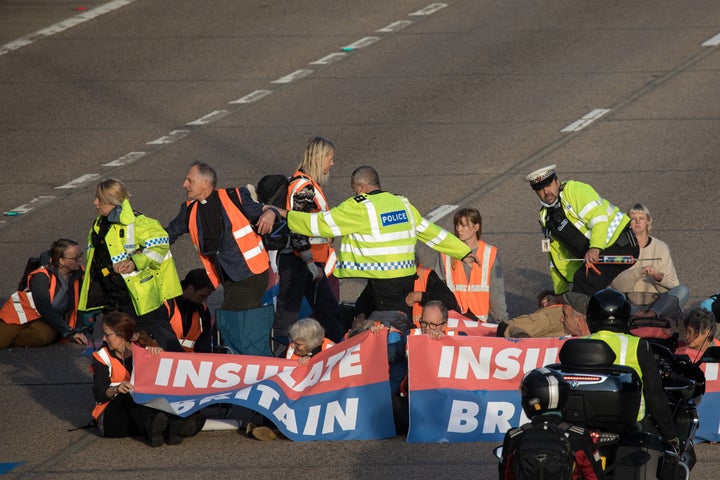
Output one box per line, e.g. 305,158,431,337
699,346,720,363
492,446,503,461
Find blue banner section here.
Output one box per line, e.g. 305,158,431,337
408,388,523,443
134,379,395,442
696,392,720,443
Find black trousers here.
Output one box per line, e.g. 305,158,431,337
572,226,640,296
363,275,416,318
275,252,343,342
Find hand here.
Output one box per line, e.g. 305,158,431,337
643,266,664,282
405,291,422,306
255,209,275,235
584,248,601,264
113,259,136,275
428,330,445,341
297,356,311,366
145,346,163,356
263,204,287,218
72,332,89,346
462,253,478,266
306,262,323,282
117,382,134,394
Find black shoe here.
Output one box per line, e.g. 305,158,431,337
179,412,206,437
147,412,168,447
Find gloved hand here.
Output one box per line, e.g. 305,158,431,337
306,261,322,282
668,437,682,454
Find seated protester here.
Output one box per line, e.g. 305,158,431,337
497,291,566,338
91,311,204,447
404,263,462,327
558,292,591,337
676,307,719,363
286,317,334,366
435,208,509,323
161,269,214,353
0,239,89,349
407,300,458,341
610,203,689,317
499,368,603,480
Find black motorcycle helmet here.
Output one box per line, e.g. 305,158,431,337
586,288,631,333
520,368,569,418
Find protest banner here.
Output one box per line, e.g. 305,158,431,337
131,330,395,441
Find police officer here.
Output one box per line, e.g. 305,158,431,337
269,165,474,317
525,165,639,296
586,288,680,450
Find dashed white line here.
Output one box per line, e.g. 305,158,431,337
55,174,101,189
102,151,146,167
310,53,348,65
147,129,191,145
409,3,448,16
426,204,458,223
271,69,314,84
0,0,136,56
376,21,413,33
229,90,274,104
5,196,57,216
186,110,229,126
701,32,720,47
342,37,380,51
560,108,611,132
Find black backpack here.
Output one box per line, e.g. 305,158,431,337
511,421,575,480
255,174,291,250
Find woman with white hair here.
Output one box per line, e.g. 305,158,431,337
286,317,334,365
610,203,689,317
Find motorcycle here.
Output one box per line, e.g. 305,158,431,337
543,338,720,480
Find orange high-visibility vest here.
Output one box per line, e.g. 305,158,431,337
442,241,497,321
91,347,131,421
0,268,79,328
410,265,432,326
164,298,203,352
286,337,334,361
287,171,336,275
187,188,269,288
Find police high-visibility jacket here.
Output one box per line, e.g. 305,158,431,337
1,267,80,332
187,188,269,288
440,240,497,321
287,170,336,275
164,298,205,352
410,265,432,325
79,199,182,316
286,337,334,361
590,330,645,420
287,191,470,279
91,346,130,421
539,180,631,293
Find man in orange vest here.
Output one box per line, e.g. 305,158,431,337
161,269,214,353
166,162,276,311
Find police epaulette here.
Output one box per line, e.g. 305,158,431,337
508,427,524,438
568,425,586,435
353,195,366,203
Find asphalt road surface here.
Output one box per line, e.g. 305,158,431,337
2,1,720,478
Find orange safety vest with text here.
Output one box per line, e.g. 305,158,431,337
0,268,79,328
187,188,269,288
442,241,497,321
91,347,131,421
287,171,336,276
164,298,204,352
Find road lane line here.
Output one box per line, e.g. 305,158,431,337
426,204,459,223
376,21,413,33
0,0,136,56
271,69,314,84
409,4,448,16
701,32,720,46
310,53,348,65
55,174,101,189
4,196,57,216
229,90,273,104
102,152,146,167
560,108,611,132
186,110,230,126
147,130,191,145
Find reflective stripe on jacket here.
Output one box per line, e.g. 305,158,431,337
164,298,203,352
187,188,269,288
287,191,470,279
441,241,497,321
91,346,130,421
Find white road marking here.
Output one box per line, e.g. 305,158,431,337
0,0,136,56
376,21,413,33
409,3,448,16
55,173,101,189
310,53,348,65
186,110,229,126
426,204,458,223
271,69,314,84
560,108,611,132
229,90,273,104
5,196,57,215
102,151,146,167
701,32,720,46
147,129,191,145
342,37,380,51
